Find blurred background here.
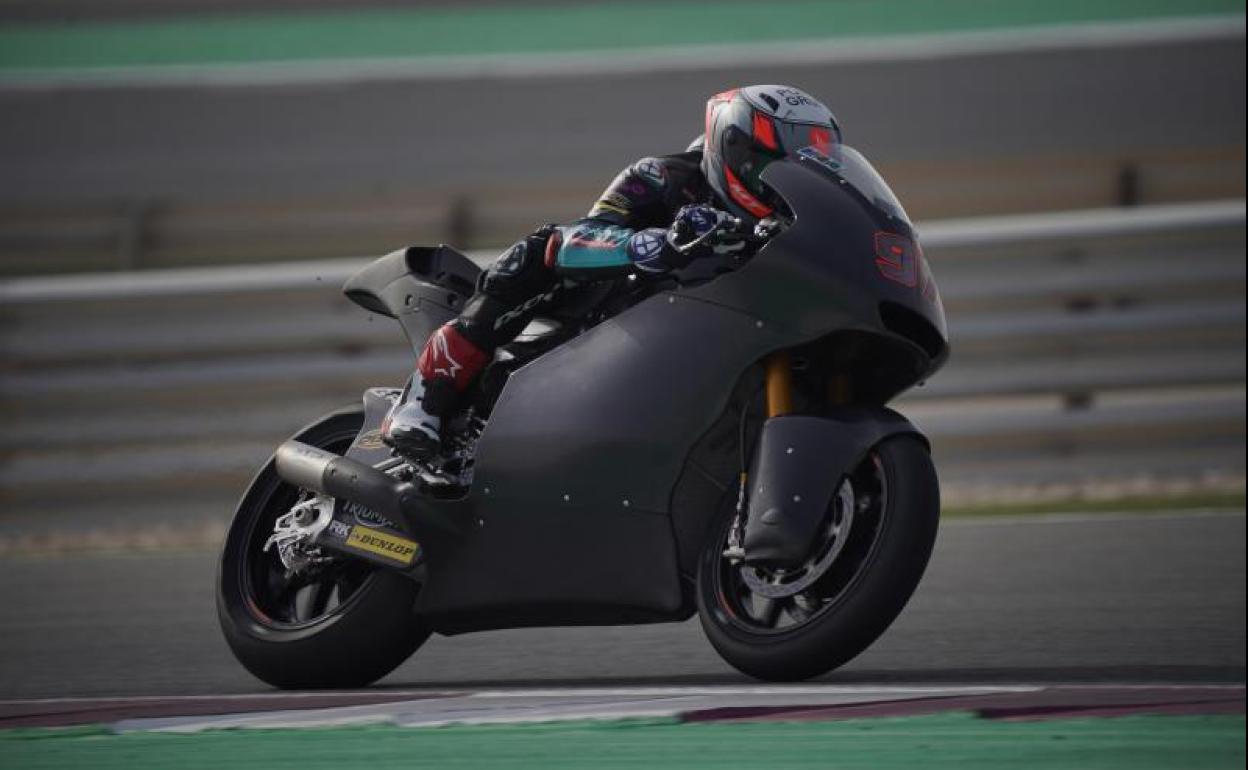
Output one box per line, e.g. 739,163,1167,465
0,0,1244,553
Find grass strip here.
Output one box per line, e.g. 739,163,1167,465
1,0,1243,72
0,712,1243,770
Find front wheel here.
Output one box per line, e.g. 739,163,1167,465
696,434,939,681
217,408,430,689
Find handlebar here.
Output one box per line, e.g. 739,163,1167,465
666,210,777,257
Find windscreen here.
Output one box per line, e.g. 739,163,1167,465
786,144,912,228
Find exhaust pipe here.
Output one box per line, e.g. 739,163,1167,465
274,440,441,536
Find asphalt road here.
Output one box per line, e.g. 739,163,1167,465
2,35,1243,205
0,511,1242,700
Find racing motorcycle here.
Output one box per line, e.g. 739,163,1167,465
217,146,949,688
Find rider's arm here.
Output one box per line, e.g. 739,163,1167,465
548,154,705,276
551,220,679,275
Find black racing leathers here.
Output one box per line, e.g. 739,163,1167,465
417,150,715,416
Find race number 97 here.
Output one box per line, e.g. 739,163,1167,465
873,232,919,288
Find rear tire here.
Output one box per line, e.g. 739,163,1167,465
696,434,939,681
216,409,430,689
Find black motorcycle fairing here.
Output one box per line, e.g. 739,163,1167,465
471,292,791,516
278,390,691,632
741,409,925,567
404,294,791,631
342,245,481,356
279,146,947,634
414,495,688,634
685,154,949,386
667,365,768,576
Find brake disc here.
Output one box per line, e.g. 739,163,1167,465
740,478,855,599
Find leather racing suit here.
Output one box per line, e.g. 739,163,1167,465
412,148,720,421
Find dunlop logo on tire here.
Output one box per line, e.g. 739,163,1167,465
345,527,418,566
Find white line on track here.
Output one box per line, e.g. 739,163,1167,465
103,683,1245,733
1046,684,1245,690
0,685,1038,708
943,509,1246,527
469,685,1043,698
108,685,1042,732
1,15,1242,92
7,683,1240,710
0,690,463,707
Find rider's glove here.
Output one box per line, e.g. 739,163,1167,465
669,204,748,262
627,205,746,273
670,204,719,242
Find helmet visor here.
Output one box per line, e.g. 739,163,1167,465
721,112,840,204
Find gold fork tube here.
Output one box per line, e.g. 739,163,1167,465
765,352,793,418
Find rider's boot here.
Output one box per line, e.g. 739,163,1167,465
382,322,490,462
382,377,442,461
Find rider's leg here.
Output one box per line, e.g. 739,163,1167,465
383,227,560,459
381,322,487,459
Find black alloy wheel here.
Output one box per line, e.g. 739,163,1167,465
217,409,430,689
697,435,939,681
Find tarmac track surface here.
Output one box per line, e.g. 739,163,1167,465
0,510,1242,701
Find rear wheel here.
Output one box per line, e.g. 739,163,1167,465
696,434,939,681
217,409,430,689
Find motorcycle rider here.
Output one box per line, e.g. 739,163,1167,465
383,84,842,460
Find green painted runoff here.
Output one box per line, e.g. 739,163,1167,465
0,0,1243,72
0,713,1243,770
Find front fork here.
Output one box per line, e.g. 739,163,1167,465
765,351,794,418
727,351,798,560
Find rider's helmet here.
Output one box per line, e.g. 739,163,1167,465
702,85,841,219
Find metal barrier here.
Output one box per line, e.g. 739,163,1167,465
4,150,1242,278
1,200,1243,516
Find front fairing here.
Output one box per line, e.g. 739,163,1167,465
683,147,948,379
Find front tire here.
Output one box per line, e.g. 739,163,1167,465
217,408,430,689
696,434,939,681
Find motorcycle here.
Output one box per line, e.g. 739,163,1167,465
217,146,949,688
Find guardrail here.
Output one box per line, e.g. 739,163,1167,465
4,148,1242,279
1,200,1243,518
